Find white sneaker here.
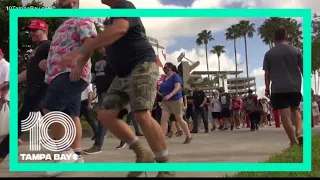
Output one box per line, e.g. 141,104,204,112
44,149,80,177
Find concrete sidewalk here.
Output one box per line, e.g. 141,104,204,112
1,126,319,177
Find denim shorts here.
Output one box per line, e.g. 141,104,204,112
42,72,88,117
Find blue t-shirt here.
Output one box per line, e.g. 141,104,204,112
160,73,182,101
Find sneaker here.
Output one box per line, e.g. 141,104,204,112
76,156,84,163
127,141,155,177
155,156,175,177
116,141,127,150
83,145,102,155
44,149,78,177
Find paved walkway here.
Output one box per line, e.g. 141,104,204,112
1,126,319,177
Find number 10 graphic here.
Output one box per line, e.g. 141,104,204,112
21,111,76,152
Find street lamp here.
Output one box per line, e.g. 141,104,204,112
177,52,200,71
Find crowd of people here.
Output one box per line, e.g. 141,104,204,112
0,0,316,178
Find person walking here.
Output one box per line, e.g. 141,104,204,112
191,83,209,133
159,62,192,144
263,27,303,146
0,20,51,163
60,0,174,177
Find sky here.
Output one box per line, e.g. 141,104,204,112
22,0,320,97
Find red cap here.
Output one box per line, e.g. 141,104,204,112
28,19,48,30
0,48,3,56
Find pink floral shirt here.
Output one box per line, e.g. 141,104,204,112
45,18,97,84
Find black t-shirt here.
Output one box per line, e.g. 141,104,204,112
219,92,231,109
193,90,206,109
106,0,157,77
93,57,116,94
26,40,51,85
186,94,193,110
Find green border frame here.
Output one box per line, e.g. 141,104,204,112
9,8,312,172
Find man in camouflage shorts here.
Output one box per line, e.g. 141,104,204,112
59,0,173,178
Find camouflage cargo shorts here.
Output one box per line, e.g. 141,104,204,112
100,61,159,112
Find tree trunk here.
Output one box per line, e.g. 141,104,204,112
205,43,210,81
313,72,318,94
234,39,238,96
318,70,320,93
244,35,250,91
218,55,221,88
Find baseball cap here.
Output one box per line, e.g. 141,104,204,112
27,19,48,30
0,48,3,56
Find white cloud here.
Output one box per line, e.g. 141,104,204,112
256,86,266,98
22,0,320,95
251,67,264,77
23,0,320,48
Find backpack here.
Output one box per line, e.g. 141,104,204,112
245,95,258,113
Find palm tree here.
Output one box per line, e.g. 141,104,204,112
258,18,302,49
210,45,226,87
196,30,214,80
238,20,256,90
225,24,241,95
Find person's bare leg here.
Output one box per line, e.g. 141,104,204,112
42,109,65,150
134,110,168,154
279,108,298,146
160,111,171,136
70,116,82,156
98,109,137,144
291,107,303,145
175,115,192,143
175,121,181,132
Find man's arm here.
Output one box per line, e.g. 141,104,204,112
81,18,133,57
183,95,187,107
18,70,27,83
263,53,271,92
298,50,303,75
87,84,94,109
39,60,47,71
201,92,207,107
0,63,10,100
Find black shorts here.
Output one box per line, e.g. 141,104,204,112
270,92,302,110
211,112,221,119
220,108,231,118
42,72,88,117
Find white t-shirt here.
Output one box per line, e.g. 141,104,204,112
81,83,93,101
211,96,221,112
0,59,10,101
